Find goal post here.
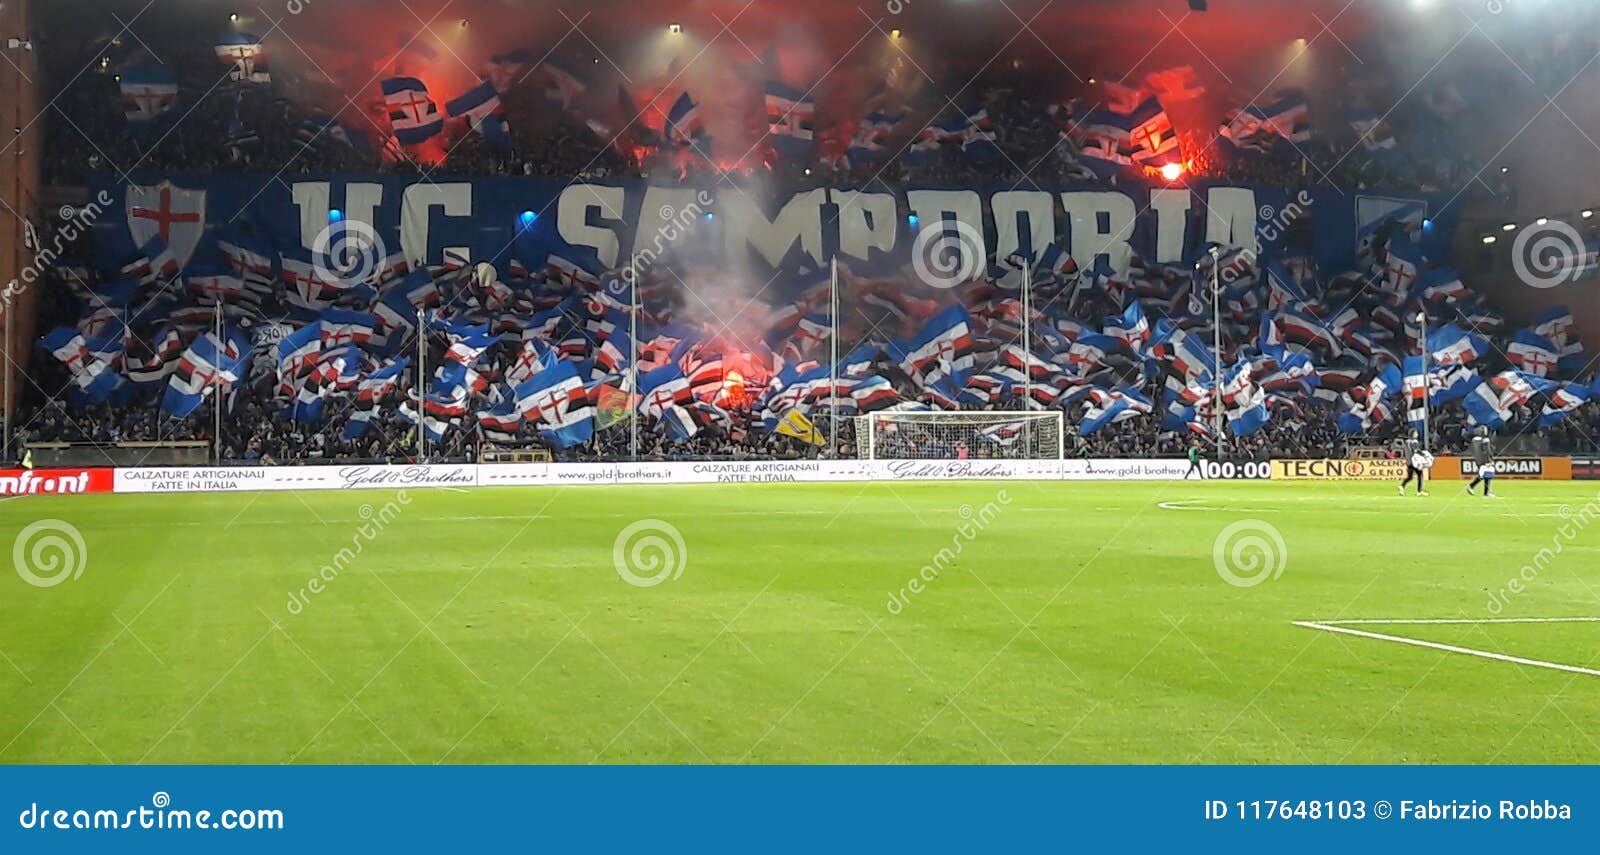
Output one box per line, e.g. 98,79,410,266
856,411,1064,460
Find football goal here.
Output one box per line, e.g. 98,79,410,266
855,411,1064,460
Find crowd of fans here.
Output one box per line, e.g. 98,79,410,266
13,15,1600,466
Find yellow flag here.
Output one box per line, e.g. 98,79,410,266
775,408,826,446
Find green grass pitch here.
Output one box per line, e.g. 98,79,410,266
3,479,1600,764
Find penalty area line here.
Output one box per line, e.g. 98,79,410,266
1292,620,1600,678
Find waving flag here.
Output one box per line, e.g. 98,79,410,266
1534,306,1575,346
42,327,123,401
382,77,444,145
1540,384,1590,427
1126,96,1179,164
1349,110,1396,150
664,91,705,146
214,32,270,84
886,305,977,387
1223,93,1309,153
1105,301,1150,348
1463,376,1509,429
120,66,178,123
764,81,816,158
1506,330,1559,377
1426,323,1487,366
162,329,248,417
446,79,507,142
636,365,693,419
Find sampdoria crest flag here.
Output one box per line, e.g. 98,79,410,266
125,180,207,269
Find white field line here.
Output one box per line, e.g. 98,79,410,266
1311,617,1600,626
1293,619,1600,678
1154,498,1572,516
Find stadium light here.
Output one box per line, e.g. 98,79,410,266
1583,210,1594,219
669,23,682,34
229,13,239,22
1160,162,1185,182
1537,217,1549,225
1501,223,1517,231
1481,235,1497,244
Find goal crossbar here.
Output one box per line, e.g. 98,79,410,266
856,411,1064,460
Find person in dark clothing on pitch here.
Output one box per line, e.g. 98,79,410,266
1465,426,1498,498
1186,443,1203,479
1397,429,1429,496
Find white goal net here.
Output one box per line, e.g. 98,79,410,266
856,411,1064,460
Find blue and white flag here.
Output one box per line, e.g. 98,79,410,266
1540,384,1590,427
120,66,178,123
1462,376,1509,429
664,91,705,146
1506,330,1559,377
1348,110,1396,150
214,32,270,84
1105,301,1149,348
1222,91,1310,152
446,79,503,127
1125,96,1178,164
1425,323,1487,366
764,81,815,159
382,77,444,145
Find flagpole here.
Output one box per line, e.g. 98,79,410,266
1210,246,1224,461
2,291,10,464
1023,262,1033,414
829,256,838,457
416,307,426,462
213,300,223,464
628,264,639,462
1418,310,1430,453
